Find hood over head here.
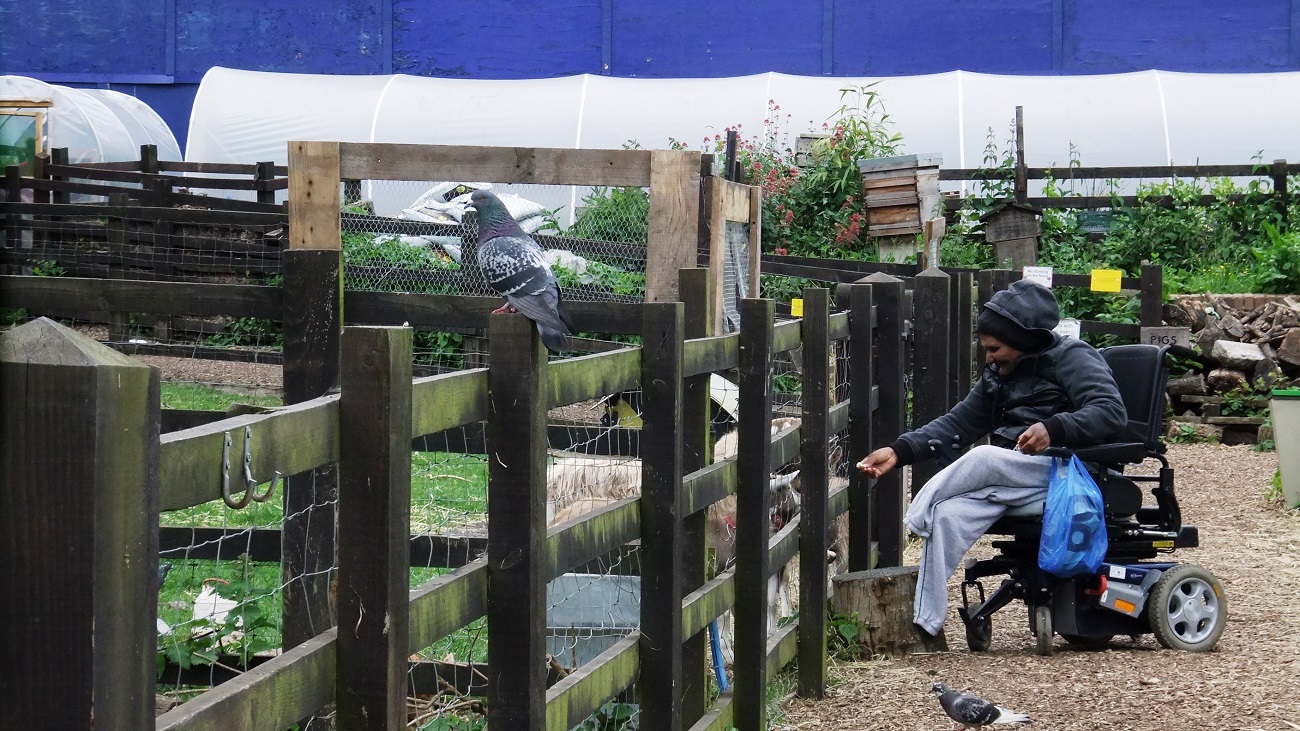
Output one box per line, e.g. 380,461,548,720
977,279,1060,353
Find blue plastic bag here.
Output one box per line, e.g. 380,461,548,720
1038,455,1107,578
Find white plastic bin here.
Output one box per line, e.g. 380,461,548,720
1269,389,1300,508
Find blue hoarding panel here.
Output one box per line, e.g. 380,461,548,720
175,0,385,81
393,0,602,78
612,1,823,77
833,0,1054,76
0,1,166,77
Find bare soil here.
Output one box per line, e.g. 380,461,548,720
779,443,1300,730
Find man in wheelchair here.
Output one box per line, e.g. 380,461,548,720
857,279,1226,654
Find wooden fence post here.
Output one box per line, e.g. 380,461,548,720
0,318,160,729
645,150,702,303
486,313,548,731
47,147,69,205
678,267,712,725
949,271,974,405
734,297,774,731
911,267,951,494
863,273,906,568
140,143,159,174
256,161,277,205
798,287,831,699
1140,263,1163,328
283,141,343,679
4,164,20,247
639,302,685,729
843,280,874,571
1272,159,1289,233
337,326,413,730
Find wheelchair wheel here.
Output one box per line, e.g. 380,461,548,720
1148,564,1227,652
964,604,992,652
1032,605,1054,656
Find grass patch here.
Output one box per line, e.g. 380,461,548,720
161,382,282,412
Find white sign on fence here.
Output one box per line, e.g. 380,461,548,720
1022,266,1054,289
1053,318,1081,339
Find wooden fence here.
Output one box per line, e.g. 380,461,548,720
0,263,925,729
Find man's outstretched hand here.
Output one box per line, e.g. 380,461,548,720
856,447,898,479
1016,422,1051,455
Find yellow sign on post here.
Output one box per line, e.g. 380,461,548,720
790,298,804,317
1090,268,1123,292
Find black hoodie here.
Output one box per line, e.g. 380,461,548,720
889,280,1127,465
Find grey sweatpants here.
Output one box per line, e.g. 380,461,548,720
903,445,1053,635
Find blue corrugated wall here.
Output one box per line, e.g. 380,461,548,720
4,0,1298,153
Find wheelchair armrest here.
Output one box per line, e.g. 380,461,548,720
1043,442,1149,465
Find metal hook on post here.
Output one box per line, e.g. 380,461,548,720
221,431,252,509
241,426,280,503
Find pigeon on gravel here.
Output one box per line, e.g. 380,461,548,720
467,189,574,352
931,683,1032,728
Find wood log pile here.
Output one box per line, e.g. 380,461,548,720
1161,294,1300,444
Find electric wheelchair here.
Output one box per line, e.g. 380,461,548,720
938,344,1227,655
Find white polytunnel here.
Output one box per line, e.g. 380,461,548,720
185,66,1300,214
0,75,181,165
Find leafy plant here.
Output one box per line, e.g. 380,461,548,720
203,317,283,348
567,186,650,244
575,701,637,731
827,610,864,659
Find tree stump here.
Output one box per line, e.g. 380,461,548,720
831,566,948,656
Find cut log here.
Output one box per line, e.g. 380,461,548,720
1206,368,1248,393
1167,373,1208,396
1220,315,1246,341
830,566,948,656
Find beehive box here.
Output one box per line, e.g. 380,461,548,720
858,153,942,237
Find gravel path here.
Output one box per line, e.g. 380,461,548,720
780,443,1299,730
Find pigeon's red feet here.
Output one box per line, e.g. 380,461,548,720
491,303,517,314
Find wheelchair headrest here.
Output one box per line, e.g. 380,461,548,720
1100,344,1170,450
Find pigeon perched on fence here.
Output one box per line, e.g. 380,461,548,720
931,683,1032,728
467,189,574,352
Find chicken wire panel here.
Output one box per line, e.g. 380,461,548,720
2,208,284,283
340,179,649,305
156,470,333,714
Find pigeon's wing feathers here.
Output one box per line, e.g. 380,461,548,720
939,691,1001,726
990,706,1031,724
478,234,550,297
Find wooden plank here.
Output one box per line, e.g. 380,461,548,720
678,267,713,728
155,629,335,731
0,276,281,318
951,272,975,404
159,397,338,511
337,327,413,729
115,343,283,366
279,246,342,662
680,459,737,517
548,347,641,408
863,274,906,568
734,298,774,731
764,623,799,678
797,287,830,699
773,318,802,354
0,319,159,730
288,140,341,250
345,290,645,335
0,201,287,225
683,333,740,377
768,514,800,577
546,497,640,580
487,313,549,731
910,268,951,493
681,570,736,639
158,160,264,175
646,150,702,302
411,368,489,437
748,186,762,298
408,559,488,654
545,634,639,731
828,311,850,341
687,694,734,731
1140,263,1163,327
337,142,653,186
637,302,685,729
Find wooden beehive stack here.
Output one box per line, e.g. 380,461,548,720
859,153,941,262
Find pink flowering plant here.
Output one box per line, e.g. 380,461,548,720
706,85,903,260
